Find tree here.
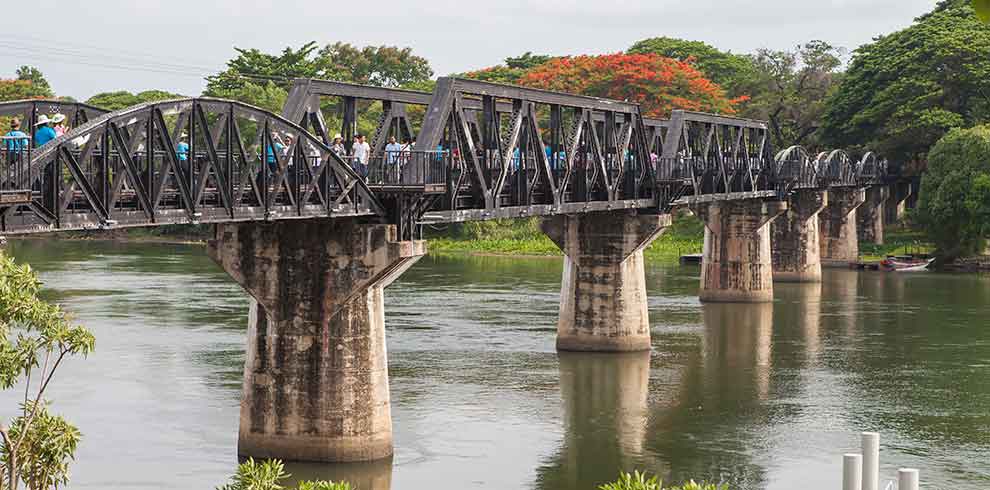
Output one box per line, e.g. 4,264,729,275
821,0,990,168
203,41,433,110
915,125,990,259
744,41,844,149
84,90,183,111
0,81,50,103
14,68,52,99
0,249,95,490
516,53,743,118
627,37,758,99
462,52,556,85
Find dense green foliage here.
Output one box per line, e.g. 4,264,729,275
745,41,844,149
915,125,990,259
203,41,433,112
14,67,52,99
627,37,757,99
599,471,728,490
217,458,350,490
461,52,556,84
821,0,990,167
84,90,183,111
0,250,95,489
0,66,54,103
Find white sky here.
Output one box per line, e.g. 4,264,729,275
1,0,938,100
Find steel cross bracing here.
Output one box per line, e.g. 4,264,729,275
0,98,381,234
0,78,891,236
412,77,659,224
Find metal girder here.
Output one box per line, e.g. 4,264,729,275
1,97,383,235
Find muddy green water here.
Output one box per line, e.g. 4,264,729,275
3,239,990,489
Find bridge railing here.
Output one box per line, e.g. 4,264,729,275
364,150,448,189
1,137,35,192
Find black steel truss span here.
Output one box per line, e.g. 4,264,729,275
0,98,381,234
0,79,893,236
413,77,659,223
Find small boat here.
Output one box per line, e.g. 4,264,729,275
880,256,934,272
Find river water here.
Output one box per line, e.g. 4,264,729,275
3,239,990,490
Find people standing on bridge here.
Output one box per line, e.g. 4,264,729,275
5,118,29,152
351,134,370,178
51,114,67,137
33,115,57,147
399,138,412,167
385,136,402,182
331,134,345,157
266,133,285,173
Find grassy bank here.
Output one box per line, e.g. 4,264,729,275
426,213,704,262
859,228,935,261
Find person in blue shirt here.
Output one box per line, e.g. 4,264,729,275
176,133,190,162
545,145,554,168
4,118,30,155
33,115,57,147
266,134,285,173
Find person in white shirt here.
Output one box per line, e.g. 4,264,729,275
384,136,402,182
351,134,371,178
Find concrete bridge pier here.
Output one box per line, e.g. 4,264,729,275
540,212,671,352
884,182,914,225
819,188,866,267
694,199,788,302
207,219,426,463
857,186,889,245
771,190,828,283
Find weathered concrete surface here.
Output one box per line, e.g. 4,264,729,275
540,212,671,352
819,188,866,267
857,186,889,245
771,190,828,283
694,199,788,303
207,219,425,463
884,181,913,225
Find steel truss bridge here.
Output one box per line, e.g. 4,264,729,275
0,78,890,238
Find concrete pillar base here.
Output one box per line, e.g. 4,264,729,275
857,186,889,245
694,199,788,303
540,212,670,352
772,190,828,283
208,219,425,463
820,188,866,267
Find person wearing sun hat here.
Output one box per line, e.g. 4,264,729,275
33,115,57,147
51,113,67,137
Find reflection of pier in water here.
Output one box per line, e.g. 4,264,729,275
535,351,655,489
283,458,393,490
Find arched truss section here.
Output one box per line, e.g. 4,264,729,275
0,99,108,131
414,77,658,220
775,145,816,193
856,151,887,186
1,98,382,234
660,110,775,198
814,149,857,187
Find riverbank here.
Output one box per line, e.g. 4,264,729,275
426,214,705,262
11,216,940,266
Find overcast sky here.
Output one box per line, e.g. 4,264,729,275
2,0,937,100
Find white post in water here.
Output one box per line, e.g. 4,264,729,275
861,432,879,490
898,469,919,490
843,454,863,490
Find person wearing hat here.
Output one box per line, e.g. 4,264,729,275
330,134,345,157
33,115,57,147
176,132,190,162
51,113,67,137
